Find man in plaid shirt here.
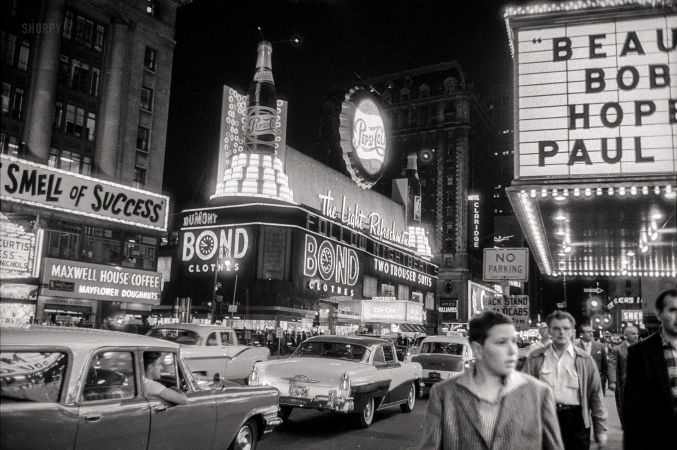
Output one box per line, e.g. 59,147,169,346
623,288,677,450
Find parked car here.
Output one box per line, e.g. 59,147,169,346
249,335,423,428
0,325,281,450
147,324,270,383
411,335,475,392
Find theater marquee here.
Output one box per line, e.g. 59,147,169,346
516,15,676,178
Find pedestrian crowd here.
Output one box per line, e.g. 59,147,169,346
418,288,677,450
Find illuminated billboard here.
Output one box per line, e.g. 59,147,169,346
339,87,387,189
516,15,676,178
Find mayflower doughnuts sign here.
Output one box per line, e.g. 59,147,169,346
339,88,387,189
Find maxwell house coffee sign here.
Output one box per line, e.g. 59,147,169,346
1,155,169,231
339,87,387,189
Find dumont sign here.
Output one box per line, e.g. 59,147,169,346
1,155,169,231
516,15,677,178
41,258,162,304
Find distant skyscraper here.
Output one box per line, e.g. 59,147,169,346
316,62,496,329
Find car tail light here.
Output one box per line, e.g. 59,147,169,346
249,366,260,386
339,374,350,398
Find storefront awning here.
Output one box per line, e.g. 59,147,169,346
399,324,427,334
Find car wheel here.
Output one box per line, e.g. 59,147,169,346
228,419,257,450
401,383,416,412
355,397,375,428
279,405,293,420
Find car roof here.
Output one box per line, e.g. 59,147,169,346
150,323,233,333
305,335,391,347
0,325,179,350
421,335,470,344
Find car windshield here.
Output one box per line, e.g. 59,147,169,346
421,342,465,355
0,352,68,403
148,328,202,345
292,341,369,362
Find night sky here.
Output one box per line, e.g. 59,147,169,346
163,0,524,211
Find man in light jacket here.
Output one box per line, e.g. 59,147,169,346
418,310,563,450
522,310,607,450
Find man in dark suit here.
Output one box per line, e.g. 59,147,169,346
607,325,638,422
574,324,609,394
623,288,677,450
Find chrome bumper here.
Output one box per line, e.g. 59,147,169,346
279,391,354,413
262,407,283,434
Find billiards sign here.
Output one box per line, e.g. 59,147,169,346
339,87,388,189
303,233,361,297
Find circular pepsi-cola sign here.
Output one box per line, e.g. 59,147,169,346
339,88,387,189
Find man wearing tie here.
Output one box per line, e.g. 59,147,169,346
575,324,608,395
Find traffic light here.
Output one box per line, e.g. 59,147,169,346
585,296,602,317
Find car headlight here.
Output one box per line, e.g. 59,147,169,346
338,373,351,398
249,366,260,386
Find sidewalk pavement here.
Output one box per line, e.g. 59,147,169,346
602,389,622,450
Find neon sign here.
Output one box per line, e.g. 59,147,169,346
468,194,480,249
181,227,249,274
303,234,359,285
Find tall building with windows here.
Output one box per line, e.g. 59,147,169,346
315,62,496,331
0,0,187,326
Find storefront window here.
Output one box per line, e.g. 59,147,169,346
123,240,157,270
381,283,395,297
83,236,122,265
45,229,80,259
397,284,410,300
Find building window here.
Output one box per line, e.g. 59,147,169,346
63,12,73,39
400,88,410,102
90,68,101,97
65,104,85,137
1,82,10,114
363,275,377,298
425,292,435,310
419,84,429,98
382,283,395,297
1,32,16,65
397,284,410,301
12,87,23,119
53,101,63,128
86,112,96,141
144,47,157,72
137,126,150,151
6,136,19,156
49,148,92,175
70,59,91,93
134,167,146,188
17,40,29,70
75,16,86,43
146,0,157,16
140,87,153,111
45,229,80,260
94,25,105,51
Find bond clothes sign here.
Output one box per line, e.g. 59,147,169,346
1,156,169,231
180,226,252,275
339,88,387,189
516,15,677,178
41,258,162,304
303,233,360,297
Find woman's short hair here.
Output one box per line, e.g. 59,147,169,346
546,310,576,329
468,310,513,345
144,351,162,371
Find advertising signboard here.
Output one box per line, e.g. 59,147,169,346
483,248,529,282
0,222,41,279
515,15,677,178
301,232,362,297
41,258,163,304
180,224,254,278
1,155,169,231
468,281,499,319
482,295,530,331
339,87,388,189
362,301,406,323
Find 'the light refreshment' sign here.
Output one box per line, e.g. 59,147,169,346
516,15,676,178
41,258,163,304
1,155,169,231
483,248,529,282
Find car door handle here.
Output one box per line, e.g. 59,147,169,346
154,405,167,413
84,413,101,423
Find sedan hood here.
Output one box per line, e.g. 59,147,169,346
260,358,366,387
412,354,465,372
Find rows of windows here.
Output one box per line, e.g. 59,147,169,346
0,133,20,156
48,148,92,176
59,54,101,97
362,275,429,304
53,102,96,141
63,11,105,51
1,31,30,70
1,81,24,119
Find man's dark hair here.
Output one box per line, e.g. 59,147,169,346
546,310,576,329
144,351,162,371
656,289,677,313
468,310,513,345
579,323,592,333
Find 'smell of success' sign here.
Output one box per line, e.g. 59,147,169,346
483,248,529,282
1,155,169,231
516,15,676,178
41,258,162,304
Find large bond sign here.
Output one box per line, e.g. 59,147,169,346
483,248,529,282
516,15,677,178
